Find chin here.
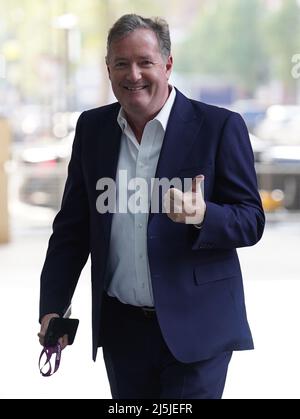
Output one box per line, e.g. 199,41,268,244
127,99,149,110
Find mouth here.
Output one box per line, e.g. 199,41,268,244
123,85,148,92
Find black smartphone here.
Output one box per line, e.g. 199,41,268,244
44,318,79,346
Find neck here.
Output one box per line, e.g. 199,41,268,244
124,86,171,143
126,116,147,143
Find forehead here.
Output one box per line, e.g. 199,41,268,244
109,28,161,59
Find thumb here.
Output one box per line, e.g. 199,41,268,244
191,175,205,194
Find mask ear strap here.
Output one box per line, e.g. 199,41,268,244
39,343,62,377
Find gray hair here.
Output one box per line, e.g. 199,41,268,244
106,14,171,62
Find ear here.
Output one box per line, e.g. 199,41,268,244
105,57,111,79
106,64,111,80
165,55,173,78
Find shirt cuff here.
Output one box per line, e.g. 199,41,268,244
193,222,204,229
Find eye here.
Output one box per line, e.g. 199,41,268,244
141,60,154,67
114,62,127,69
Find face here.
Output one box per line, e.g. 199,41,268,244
107,28,173,121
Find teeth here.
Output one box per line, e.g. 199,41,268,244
126,86,145,91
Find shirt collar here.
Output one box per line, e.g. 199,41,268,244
117,85,176,133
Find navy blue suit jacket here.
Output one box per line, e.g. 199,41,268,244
40,89,265,362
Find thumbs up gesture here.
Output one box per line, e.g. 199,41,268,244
163,175,206,224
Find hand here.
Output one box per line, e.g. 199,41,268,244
163,175,206,224
38,313,69,350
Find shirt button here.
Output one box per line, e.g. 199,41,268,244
138,223,142,228
139,254,143,259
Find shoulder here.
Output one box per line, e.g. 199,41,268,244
73,102,120,141
191,99,231,118
79,102,120,124
190,99,247,134
190,99,239,126
175,89,244,128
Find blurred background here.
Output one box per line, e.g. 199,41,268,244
0,0,300,399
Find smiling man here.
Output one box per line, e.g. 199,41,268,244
39,14,265,399
106,26,173,141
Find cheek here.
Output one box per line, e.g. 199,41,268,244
110,73,121,84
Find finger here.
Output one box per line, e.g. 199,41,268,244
38,313,60,346
164,187,182,201
58,334,69,350
163,189,174,212
191,175,205,193
38,332,45,346
173,201,185,213
166,211,183,222
163,189,183,213
168,188,184,207
169,187,183,198
40,313,59,335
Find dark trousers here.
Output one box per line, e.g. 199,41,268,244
101,293,232,399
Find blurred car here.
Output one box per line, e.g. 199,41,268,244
231,99,267,132
18,133,73,209
256,145,300,211
259,189,284,212
249,133,270,163
254,105,300,145
248,133,285,212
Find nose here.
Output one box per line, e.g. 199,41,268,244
126,63,142,83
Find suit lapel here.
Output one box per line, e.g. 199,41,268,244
95,105,122,240
149,89,204,222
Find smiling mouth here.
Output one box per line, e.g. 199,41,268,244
123,86,148,91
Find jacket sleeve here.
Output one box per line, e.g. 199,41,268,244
39,112,90,320
192,112,265,250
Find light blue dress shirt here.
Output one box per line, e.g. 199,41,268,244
106,87,176,307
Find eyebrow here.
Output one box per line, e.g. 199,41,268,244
113,55,154,62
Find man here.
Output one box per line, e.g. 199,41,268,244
38,14,265,399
